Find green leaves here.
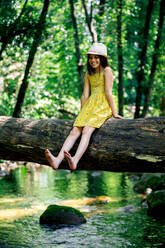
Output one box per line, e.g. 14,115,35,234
0,0,164,118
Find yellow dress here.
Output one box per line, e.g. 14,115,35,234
73,71,112,128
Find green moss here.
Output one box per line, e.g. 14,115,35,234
40,204,86,226
147,190,165,219
134,174,165,193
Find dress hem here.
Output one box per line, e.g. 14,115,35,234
73,124,99,128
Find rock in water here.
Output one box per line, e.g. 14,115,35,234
147,190,165,219
133,173,165,193
39,205,86,226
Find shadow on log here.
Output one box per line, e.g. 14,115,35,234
0,116,165,172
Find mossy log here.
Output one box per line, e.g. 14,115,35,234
0,116,165,172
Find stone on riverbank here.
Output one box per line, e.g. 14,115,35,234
147,189,165,219
133,173,165,193
39,205,86,226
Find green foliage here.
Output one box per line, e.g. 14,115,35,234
0,0,164,119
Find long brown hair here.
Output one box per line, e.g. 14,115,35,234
87,55,109,75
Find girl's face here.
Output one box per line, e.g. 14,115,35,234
88,54,100,70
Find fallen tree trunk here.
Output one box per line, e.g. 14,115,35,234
0,116,165,172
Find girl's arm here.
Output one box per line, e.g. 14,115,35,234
104,67,123,119
81,72,90,109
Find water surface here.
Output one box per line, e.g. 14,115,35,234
0,166,164,248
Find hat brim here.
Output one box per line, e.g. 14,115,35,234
87,52,109,58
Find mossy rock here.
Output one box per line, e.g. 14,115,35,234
39,205,86,226
147,190,165,219
133,173,165,193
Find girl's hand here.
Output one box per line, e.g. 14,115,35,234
113,114,124,119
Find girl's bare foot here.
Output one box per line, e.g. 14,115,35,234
64,150,77,171
45,149,60,170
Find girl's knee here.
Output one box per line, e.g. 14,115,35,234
82,126,95,135
70,127,82,137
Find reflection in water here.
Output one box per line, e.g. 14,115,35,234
87,171,107,197
0,166,164,248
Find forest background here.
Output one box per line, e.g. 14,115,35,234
0,0,164,120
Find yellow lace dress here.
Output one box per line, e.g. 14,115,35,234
73,71,112,128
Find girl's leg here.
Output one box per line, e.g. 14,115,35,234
64,126,95,171
45,127,82,170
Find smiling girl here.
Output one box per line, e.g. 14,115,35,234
45,43,123,171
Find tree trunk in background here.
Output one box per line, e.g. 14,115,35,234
160,97,165,116
69,0,84,93
134,0,155,118
117,0,124,116
98,0,106,17
97,0,106,42
141,0,165,117
0,0,29,60
0,116,165,172
12,0,50,118
81,0,95,42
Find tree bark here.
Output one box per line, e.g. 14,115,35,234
141,0,165,117
116,0,124,116
69,0,84,92
0,116,164,172
12,0,50,118
134,0,155,118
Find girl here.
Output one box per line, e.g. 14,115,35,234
45,43,123,171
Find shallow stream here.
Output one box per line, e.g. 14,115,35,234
0,166,165,248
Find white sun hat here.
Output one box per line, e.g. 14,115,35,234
87,42,109,58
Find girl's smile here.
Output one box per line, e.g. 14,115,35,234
45,43,123,172
89,54,100,70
